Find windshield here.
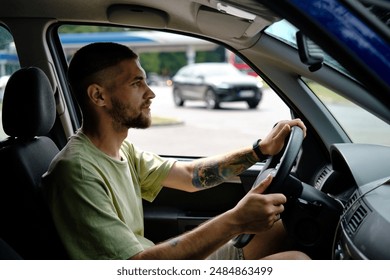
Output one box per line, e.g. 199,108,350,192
266,20,390,147
265,20,350,76
303,78,390,146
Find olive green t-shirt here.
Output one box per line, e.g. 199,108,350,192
42,131,175,259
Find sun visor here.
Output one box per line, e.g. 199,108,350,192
197,6,250,39
107,5,168,28
196,6,269,40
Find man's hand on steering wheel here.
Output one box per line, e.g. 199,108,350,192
231,175,286,234
258,119,307,157
232,118,306,248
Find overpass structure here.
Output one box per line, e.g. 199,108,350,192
59,31,218,65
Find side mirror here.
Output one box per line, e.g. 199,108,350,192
296,31,324,72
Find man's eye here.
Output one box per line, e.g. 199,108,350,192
131,81,142,87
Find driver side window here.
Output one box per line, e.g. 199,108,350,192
58,25,291,157
0,26,20,141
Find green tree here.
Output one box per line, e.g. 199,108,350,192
139,53,160,74
58,25,128,34
159,52,187,76
196,46,225,63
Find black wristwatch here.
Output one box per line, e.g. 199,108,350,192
252,139,269,162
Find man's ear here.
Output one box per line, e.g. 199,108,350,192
87,84,105,106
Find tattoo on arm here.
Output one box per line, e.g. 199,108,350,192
192,150,257,189
192,160,224,189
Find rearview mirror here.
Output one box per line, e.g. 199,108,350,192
296,31,324,72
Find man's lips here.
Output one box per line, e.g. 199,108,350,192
142,101,152,110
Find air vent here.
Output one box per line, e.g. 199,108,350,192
314,165,332,189
347,204,368,233
344,191,359,212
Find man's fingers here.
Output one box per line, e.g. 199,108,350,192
287,118,307,137
269,193,287,206
274,119,306,139
251,174,273,194
274,123,292,141
251,176,287,202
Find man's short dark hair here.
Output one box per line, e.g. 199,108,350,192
68,42,138,108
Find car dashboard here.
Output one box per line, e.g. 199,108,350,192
315,144,390,259
337,178,390,259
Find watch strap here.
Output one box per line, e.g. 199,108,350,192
252,139,268,162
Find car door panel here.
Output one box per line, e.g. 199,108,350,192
143,161,261,244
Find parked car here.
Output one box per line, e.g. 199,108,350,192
0,0,389,261
172,62,263,109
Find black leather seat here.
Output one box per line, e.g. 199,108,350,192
0,67,68,259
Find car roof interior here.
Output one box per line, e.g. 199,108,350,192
0,1,280,57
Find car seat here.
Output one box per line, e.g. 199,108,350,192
0,67,68,259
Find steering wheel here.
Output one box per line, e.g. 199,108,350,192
232,126,305,248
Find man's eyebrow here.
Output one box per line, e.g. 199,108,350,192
130,75,145,83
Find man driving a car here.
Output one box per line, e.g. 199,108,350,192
42,42,309,260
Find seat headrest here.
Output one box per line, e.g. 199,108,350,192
2,67,56,138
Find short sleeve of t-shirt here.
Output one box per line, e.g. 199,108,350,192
120,140,175,202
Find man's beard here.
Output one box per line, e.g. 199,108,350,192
108,97,152,130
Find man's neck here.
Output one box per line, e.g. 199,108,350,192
81,124,128,161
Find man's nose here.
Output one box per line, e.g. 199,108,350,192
146,85,156,99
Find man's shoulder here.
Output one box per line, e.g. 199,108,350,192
46,133,93,172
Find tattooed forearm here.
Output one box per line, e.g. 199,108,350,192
192,160,224,189
192,150,258,189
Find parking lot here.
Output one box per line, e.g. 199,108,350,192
128,85,291,156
